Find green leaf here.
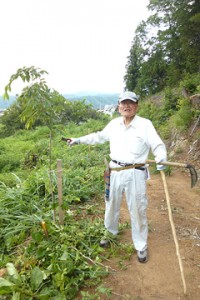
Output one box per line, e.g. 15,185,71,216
52,294,66,300
6,263,21,284
11,292,20,300
35,286,55,299
60,251,69,261
30,267,45,291
3,91,9,100
0,277,15,287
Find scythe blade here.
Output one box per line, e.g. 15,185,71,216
186,164,198,188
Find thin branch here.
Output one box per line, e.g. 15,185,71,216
69,246,117,272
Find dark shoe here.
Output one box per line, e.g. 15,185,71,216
137,249,148,263
99,239,110,248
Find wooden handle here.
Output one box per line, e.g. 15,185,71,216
146,159,187,168
160,170,187,294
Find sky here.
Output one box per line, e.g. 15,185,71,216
0,0,149,96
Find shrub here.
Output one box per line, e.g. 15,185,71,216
138,100,164,128
180,73,200,94
163,87,179,113
170,97,193,131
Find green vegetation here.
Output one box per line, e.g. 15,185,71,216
0,118,137,299
0,67,130,299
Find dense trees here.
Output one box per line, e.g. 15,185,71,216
124,0,200,96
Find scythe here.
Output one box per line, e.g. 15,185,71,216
146,159,198,188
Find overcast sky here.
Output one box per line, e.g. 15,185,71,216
0,0,149,95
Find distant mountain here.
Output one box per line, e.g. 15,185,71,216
0,93,119,110
0,96,16,109
64,93,119,109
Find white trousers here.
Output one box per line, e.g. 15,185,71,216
104,165,148,251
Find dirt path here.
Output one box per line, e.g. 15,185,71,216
101,170,200,300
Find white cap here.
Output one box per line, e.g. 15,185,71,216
118,91,139,103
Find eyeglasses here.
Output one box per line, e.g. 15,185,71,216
119,100,138,106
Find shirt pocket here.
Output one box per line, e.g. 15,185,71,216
130,136,147,156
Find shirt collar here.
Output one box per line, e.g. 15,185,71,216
120,115,138,128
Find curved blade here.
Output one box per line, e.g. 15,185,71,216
186,164,198,188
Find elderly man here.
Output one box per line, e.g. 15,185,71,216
68,91,167,263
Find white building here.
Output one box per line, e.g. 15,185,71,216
0,109,5,116
98,104,117,117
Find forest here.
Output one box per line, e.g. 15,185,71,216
124,0,200,96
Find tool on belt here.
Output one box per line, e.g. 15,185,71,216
104,158,110,201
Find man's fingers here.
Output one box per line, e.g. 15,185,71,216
61,137,72,143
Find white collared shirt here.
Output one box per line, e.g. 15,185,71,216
79,115,167,164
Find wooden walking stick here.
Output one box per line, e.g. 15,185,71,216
57,159,65,225
160,170,187,295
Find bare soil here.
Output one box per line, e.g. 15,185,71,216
100,169,200,300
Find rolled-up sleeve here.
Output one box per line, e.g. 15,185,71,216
146,121,167,163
